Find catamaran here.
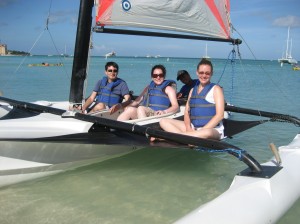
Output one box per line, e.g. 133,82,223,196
203,43,210,59
105,51,116,59
278,27,298,66
0,0,300,223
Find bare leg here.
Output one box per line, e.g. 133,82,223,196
159,118,186,133
159,118,221,140
150,118,186,142
137,106,153,119
117,106,138,121
90,103,106,113
185,128,221,140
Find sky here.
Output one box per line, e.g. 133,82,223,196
0,0,300,60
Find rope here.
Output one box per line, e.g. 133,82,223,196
217,46,237,105
270,116,300,127
194,147,246,160
10,0,69,80
230,48,236,104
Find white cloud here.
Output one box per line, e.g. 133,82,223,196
273,15,300,27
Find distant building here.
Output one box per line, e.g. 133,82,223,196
0,44,8,55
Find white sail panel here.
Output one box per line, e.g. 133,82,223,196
95,0,231,39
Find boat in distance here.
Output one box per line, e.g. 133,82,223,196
105,51,116,59
278,27,298,66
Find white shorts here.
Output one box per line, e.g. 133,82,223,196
192,122,225,139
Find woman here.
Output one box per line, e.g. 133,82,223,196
158,59,225,140
117,64,179,121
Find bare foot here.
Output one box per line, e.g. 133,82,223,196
149,137,164,142
150,137,156,142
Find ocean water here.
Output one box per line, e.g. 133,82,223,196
0,55,299,223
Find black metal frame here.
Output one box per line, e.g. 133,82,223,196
93,26,242,45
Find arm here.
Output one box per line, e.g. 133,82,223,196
82,91,97,112
110,94,132,114
203,85,225,129
155,85,179,115
184,88,193,132
129,86,148,107
177,86,184,99
164,85,179,114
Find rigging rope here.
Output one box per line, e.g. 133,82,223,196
270,116,300,127
232,25,294,104
230,48,236,104
217,46,237,105
230,25,300,147
195,147,246,161
13,0,69,79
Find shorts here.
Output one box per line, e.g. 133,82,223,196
144,107,156,117
192,122,225,139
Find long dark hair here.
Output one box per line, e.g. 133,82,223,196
151,64,166,77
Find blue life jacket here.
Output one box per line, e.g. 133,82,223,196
189,83,216,128
96,77,123,107
142,80,175,111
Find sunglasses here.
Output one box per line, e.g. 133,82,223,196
198,71,211,75
107,69,118,73
152,73,164,78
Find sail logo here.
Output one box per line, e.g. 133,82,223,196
122,0,131,11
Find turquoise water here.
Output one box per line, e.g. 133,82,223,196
0,55,299,223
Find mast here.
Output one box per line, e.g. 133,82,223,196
69,0,94,107
286,26,290,58
289,38,293,58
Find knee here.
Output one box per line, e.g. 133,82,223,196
125,106,136,113
159,118,170,128
137,106,146,113
160,118,166,125
92,103,105,111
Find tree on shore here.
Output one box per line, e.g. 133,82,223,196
8,50,30,56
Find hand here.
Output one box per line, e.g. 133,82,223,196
155,110,165,115
110,103,122,114
177,93,183,99
185,125,193,132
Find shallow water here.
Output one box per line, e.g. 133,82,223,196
0,55,299,223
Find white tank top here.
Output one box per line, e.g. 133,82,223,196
205,85,216,104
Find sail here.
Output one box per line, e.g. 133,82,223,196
95,0,231,40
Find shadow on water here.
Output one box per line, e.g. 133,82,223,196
0,147,240,224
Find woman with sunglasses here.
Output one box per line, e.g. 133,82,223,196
157,59,225,141
82,61,131,114
118,64,179,121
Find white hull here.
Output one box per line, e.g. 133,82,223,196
176,134,300,224
278,57,298,65
105,51,116,58
0,99,186,187
0,141,140,188
0,100,185,138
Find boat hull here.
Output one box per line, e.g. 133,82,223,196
0,98,185,187
278,58,297,64
175,134,300,224
0,140,140,188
